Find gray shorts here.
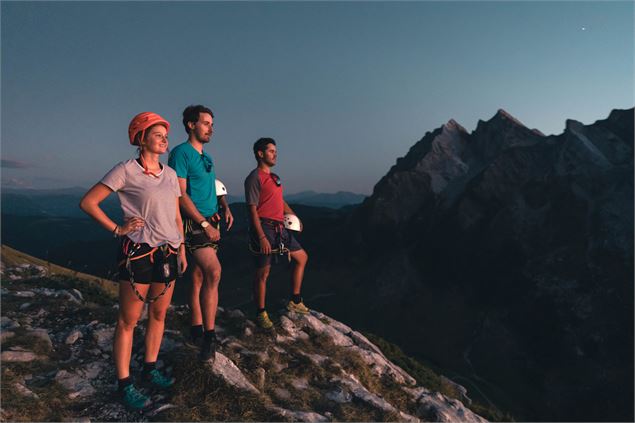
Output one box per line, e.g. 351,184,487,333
249,219,302,268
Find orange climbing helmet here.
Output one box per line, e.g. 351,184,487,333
128,112,170,146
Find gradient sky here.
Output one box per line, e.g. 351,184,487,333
2,1,633,195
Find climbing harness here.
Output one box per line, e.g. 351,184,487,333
248,219,291,264
120,238,178,303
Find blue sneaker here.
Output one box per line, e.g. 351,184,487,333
143,369,175,389
120,384,151,410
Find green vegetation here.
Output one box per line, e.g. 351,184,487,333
363,332,514,422
1,244,118,298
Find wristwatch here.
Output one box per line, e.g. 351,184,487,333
200,220,210,229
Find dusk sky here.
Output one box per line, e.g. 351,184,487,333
2,1,633,195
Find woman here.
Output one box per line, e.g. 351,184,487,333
80,112,186,410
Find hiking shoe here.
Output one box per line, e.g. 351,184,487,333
120,384,151,411
287,300,309,314
256,310,274,330
143,369,175,390
199,335,217,363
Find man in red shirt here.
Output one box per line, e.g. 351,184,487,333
244,138,309,329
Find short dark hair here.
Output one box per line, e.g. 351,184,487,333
253,137,276,161
182,105,214,134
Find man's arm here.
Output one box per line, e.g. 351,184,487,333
248,204,271,255
218,195,234,230
177,177,220,241
283,201,295,215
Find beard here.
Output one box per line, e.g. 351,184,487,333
194,130,211,144
264,157,276,167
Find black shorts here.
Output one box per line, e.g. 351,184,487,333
249,219,303,268
183,215,220,253
117,238,179,284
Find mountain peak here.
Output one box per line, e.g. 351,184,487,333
493,109,527,128
443,119,467,133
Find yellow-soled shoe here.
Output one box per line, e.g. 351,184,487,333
287,300,309,314
256,310,274,330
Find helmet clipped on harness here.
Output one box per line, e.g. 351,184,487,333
215,179,228,196
283,213,302,232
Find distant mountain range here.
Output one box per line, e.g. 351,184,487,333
1,187,364,218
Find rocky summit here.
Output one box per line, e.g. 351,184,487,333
0,254,485,422
348,108,633,421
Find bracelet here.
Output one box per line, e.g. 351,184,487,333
112,225,119,238
259,235,266,240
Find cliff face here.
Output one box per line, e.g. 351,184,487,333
0,249,485,422
350,109,634,421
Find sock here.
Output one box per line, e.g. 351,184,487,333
190,324,203,340
292,294,302,304
204,329,216,343
257,308,266,314
142,361,156,375
118,376,132,392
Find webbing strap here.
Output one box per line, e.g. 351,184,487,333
123,242,176,303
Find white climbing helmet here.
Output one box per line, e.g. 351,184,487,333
215,179,227,196
283,213,302,232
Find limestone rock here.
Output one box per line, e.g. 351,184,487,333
210,352,259,394
14,382,40,400
65,329,83,345
266,406,329,422
325,386,352,403
55,362,105,399
1,350,47,362
293,313,354,347
279,315,310,341
227,309,245,319
290,377,309,391
13,291,36,298
254,367,266,391
92,327,115,351
29,328,53,351
404,386,487,423
273,387,292,401
335,373,419,422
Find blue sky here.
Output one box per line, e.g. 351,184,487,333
1,1,633,194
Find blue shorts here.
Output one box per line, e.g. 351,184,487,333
249,219,302,268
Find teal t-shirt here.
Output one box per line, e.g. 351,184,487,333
168,142,218,217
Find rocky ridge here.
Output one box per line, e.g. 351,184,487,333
0,259,485,422
348,108,633,421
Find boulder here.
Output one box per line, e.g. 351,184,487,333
210,352,259,395
92,327,115,351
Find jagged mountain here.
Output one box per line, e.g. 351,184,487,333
347,108,634,421
0,246,486,422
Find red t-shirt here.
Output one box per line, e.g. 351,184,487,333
244,168,284,222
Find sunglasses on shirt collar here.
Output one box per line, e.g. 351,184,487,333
271,173,281,186
200,154,212,173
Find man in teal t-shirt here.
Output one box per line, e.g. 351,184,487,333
168,104,233,363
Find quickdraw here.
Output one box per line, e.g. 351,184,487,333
120,238,178,303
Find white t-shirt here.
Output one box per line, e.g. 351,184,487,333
101,159,183,248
